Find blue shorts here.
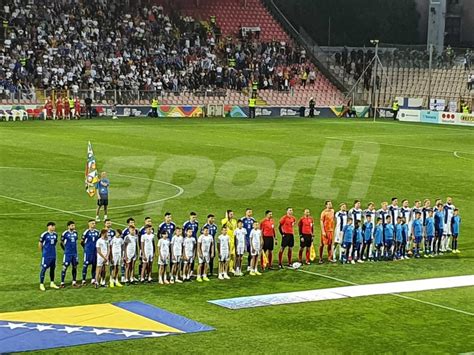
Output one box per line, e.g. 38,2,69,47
41,257,56,269
427,235,434,241
414,235,422,243
385,239,393,248
83,253,97,265
342,242,352,249
364,238,372,244
63,254,78,266
436,228,443,237
452,233,458,238
376,243,383,248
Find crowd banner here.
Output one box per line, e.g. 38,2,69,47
398,109,421,122
420,110,440,124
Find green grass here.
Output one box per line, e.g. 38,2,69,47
0,117,473,354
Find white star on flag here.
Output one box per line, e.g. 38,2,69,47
143,332,170,338
36,324,55,332
120,330,143,338
58,326,84,334
90,328,112,335
0,322,28,329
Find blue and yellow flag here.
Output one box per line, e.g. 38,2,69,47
0,301,213,353
85,141,99,197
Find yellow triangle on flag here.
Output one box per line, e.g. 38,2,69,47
0,303,182,333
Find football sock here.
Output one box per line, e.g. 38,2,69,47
72,267,77,282
91,264,96,279
306,249,310,263
50,266,55,282
298,249,303,262
319,244,324,259
82,265,88,280
268,252,273,266
287,250,292,265
40,267,47,284
278,250,283,265
61,266,67,283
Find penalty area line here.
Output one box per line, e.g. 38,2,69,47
297,268,474,317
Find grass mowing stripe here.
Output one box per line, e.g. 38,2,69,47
297,268,474,317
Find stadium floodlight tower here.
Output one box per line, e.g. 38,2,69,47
344,39,391,121
427,0,447,54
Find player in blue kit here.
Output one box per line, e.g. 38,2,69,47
373,218,384,261
202,214,218,276
384,216,394,260
39,222,60,291
451,209,461,253
425,210,435,257
395,217,403,259
81,219,99,285
361,214,373,261
60,221,79,288
240,208,256,270
341,217,354,264
159,212,176,239
412,212,423,258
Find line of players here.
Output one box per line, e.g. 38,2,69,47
43,96,81,120
323,197,461,264
38,199,461,291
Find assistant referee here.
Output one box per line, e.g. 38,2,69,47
260,210,276,270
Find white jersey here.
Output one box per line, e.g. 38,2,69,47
388,205,399,225
250,229,262,250
142,233,155,254
96,238,109,256
158,238,170,257
234,228,246,249
349,208,363,223
218,234,230,254
184,237,196,258
110,236,124,254
198,234,213,254
171,235,184,256
335,211,348,232
399,206,412,223
124,234,138,256
443,203,456,225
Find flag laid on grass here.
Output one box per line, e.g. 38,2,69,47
85,141,99,197
310,244,316,261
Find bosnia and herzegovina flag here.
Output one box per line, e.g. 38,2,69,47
85,141,99,197
0,301,213,353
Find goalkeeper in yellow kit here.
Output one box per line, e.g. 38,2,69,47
221,210,238,274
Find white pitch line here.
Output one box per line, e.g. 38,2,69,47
325,136,473,155
298,269,474,316
0,195,127,227
0,166,185,215
454,151,474,161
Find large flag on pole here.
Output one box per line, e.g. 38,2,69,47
85,141,99,197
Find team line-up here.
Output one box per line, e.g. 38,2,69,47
38,197,461,291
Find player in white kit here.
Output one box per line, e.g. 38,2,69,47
234,220,247,276
123,226,138,284
218,227,230,280
158,231,170,284
442,197,456,252
95,229,109,289
197,226,214,282
333,203,348,262
183,228,196,281
140,225,155,283
249,222,263,276
170,227,184,283
109,232,124,288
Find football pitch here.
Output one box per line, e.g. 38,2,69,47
0,117,473,353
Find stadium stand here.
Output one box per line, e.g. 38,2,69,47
325,46,473,107
0,0,344,107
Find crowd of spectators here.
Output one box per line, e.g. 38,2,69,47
0,0,316,103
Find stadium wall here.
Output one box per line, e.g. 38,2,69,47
399,109,474,127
